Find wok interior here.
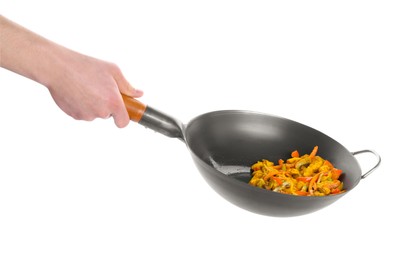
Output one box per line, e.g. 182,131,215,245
185,111,362,192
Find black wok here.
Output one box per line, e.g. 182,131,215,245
123,95,381,217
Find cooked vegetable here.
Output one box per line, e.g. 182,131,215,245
248,146,345,196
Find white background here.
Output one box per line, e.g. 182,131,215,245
1,1,413,259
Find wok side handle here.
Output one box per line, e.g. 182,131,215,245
122,94,184,140
352,150,381,179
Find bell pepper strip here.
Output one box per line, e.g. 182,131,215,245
331,168,343,180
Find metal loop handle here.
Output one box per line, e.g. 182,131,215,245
352,150,381,179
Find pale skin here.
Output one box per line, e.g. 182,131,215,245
0,15,143,128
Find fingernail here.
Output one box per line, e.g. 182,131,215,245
135,89,144,96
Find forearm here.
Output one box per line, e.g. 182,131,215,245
0,15,65,87
1,15,143,128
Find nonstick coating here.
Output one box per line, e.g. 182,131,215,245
183,110,362,217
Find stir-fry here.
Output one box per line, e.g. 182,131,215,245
248,146,345,196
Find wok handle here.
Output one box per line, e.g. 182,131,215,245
122,94,147,122
122,94,184,140
352,150,381,179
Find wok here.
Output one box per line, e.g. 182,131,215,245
122,95,381,217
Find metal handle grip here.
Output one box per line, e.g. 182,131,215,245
352,150,381,179
122,94,184,140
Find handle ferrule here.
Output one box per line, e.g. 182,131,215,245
122,94,184,140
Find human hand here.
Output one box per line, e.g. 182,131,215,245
45,49,143,128
0,15,143,128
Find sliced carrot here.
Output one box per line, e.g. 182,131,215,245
249,146,345,196
308,172,322,194
285,163,295,168
263,173,275,181
309,146,319,159
272,165,282,170
323,160,333,168
295,190,309,196
331,188,343,194
272,176,283,185
291,150,300,158
263,169,279,181
296,176,313,182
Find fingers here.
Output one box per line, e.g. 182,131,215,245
112,112,130,128
110,92,130,128
111,66,143,128
113,66,144,98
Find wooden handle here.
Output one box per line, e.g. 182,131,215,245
121,94,147,122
